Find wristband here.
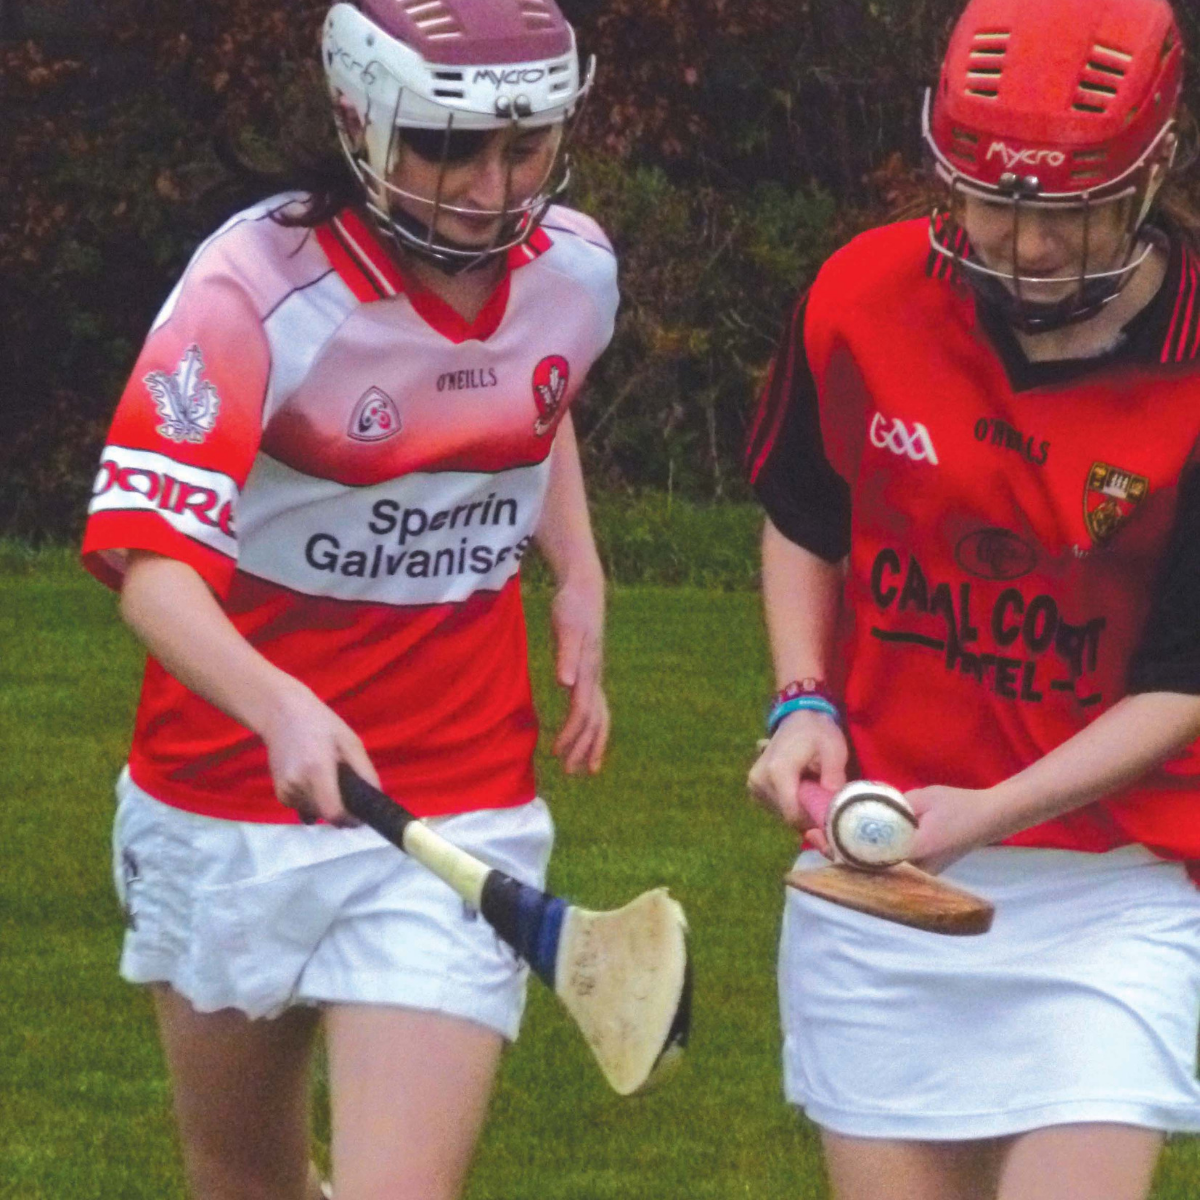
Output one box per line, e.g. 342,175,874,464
767,695,841,735
766,677,843,735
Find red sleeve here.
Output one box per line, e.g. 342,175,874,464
81,258,270,597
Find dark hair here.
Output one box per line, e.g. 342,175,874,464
1158,106,1200,246
203,64,361,231
211,130,358,229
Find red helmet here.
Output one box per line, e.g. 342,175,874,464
323,0,592,270
924,0,1184,330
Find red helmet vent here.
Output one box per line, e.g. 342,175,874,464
965,30,1010,98
399,0,466,44
518,0,559,32
1069,146,1110,183
1075,43,1131,115
948,126,981,166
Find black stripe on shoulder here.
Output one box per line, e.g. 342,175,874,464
1163,243,1200,364
925,215,965,282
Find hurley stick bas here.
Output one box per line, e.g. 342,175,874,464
776,775,994,936
338,766,692,1095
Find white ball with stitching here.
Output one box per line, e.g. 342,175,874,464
825,781,917,870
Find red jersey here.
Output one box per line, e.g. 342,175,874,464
748,218,1200,865
83,197,617,822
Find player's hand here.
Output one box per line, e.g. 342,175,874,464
549,578,609,774
747,711,848,851
905,785,1005,873
259,680,379,826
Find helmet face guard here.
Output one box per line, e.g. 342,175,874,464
923,90,1176,332
323,1,593,273
922,0,1184,333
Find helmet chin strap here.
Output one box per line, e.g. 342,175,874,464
967,265,1130,334
382,202,516,276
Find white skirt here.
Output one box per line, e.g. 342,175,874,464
780,844,1200,1140
112,769,554,1038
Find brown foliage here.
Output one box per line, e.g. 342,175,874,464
3,0,1200,538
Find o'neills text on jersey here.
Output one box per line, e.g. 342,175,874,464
437,369,499,392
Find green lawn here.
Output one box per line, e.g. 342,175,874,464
2,549,1198,1198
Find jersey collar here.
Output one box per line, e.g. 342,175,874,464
927,223,1200,391
314,208,552,343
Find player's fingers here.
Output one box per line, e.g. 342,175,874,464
559,698,597,774
805,827,833,857
336,732,379,791
564,691,606,775
309,756,354,827
746,756,784,807
796,778,834,827
274,761,323,824
817,739,849,795
552,689,586,759
586,695,610,773
553,661,603,761
564,686,608,775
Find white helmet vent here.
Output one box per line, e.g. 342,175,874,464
966,31,1009,98
547,59,572,95
432,68,466,99
402,0,465,41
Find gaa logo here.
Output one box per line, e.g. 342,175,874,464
869,412,939,465
348,388,402,442
532,355,570,436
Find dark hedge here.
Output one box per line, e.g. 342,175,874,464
2,0,1198,540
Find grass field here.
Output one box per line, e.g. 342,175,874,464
3,546,1200,1199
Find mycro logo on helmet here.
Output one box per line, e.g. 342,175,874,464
473,68,547,87
985,142,1067,169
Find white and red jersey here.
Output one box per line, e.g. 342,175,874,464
83,197,618,822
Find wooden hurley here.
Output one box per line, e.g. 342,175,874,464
786,861,994,936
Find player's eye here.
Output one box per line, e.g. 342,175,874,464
399,127,491,165
505,140,541,164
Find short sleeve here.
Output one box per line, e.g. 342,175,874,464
744,290,851,562
1127,461,1200,694
81,255,270,597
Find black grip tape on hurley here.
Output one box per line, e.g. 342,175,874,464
337,765,416,849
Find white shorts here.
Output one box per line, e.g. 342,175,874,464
112,769,554,1039
780,844,1200,1140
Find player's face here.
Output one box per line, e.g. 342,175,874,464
958,193,1133,302
389,124,562,247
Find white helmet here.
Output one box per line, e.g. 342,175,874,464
322,0,593,270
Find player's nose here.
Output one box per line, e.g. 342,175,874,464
465,150,512,212
1013,213,1067,274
